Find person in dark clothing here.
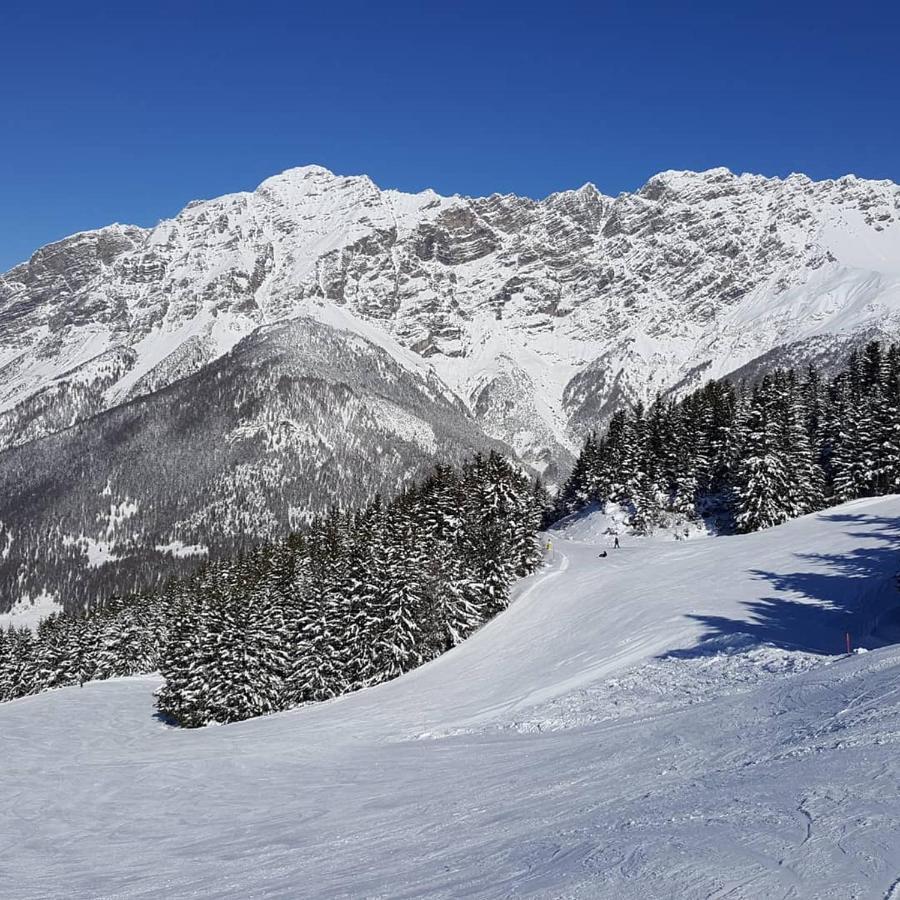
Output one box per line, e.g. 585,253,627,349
614,536,620,549
598,550,607,558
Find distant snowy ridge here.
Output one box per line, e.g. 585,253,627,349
2,164,899,476
2,163,900,610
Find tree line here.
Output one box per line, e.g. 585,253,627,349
0,453,547,726
558,340,900,533
5,341,897,725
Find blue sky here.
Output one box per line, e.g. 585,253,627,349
2,0,898,270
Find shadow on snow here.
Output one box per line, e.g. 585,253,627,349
664,513,900,659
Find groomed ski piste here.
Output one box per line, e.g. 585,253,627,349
3,497,900,899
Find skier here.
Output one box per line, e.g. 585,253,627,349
613,536,620,550
598,550,607,558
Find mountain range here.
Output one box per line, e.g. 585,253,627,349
1,164,899,611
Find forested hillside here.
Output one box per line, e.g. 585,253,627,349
559,340,900,533
0,452,546,725
5,342,900,727
0,317,508,613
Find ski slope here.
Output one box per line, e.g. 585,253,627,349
3,497,900,898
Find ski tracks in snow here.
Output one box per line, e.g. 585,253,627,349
5,501,900,898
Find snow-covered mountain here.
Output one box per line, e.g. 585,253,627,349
3,496,900,898
1,164,899,609
3,164,900,466
0,317,508,610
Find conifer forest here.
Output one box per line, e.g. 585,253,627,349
2,341,900,726
0,452,547,725
558,341,900,533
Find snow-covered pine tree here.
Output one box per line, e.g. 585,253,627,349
281,522,349,708
413,467,485,653
1,627,34,700
830,372,869,502
282,512,352,706
666,401,702,523
597,410,628,503
530,477,555,530
784,386,824,516
872,350,900,493
26,616,72,692
720,381,751,490
802,365,828,466
556,432,598,515
0,629,10,702
620,402,660,533
155,578,218,727
461,452,541,615
203,575,289,724
419,540,484,653
734,381,793,532
98,594,167,679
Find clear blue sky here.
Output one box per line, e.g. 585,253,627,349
2,0,898,270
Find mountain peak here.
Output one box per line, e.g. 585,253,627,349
255,164,381,192
2,160,900,613
259,163,337,184
638,167,738,199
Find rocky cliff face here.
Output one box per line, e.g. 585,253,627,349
3,165,900,468
2,164,899,609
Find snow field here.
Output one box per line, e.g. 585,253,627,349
2,496,900,897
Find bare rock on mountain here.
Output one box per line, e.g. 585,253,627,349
2,163,900,608
3,165,900,464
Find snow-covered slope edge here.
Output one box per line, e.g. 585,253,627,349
3,496,900,899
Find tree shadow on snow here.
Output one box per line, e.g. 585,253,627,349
663,513,900,659
153,709,181,728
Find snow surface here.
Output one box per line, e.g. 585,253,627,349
550,500,715,544
3,497,900,898
154,540,209,559
0,591,62,631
